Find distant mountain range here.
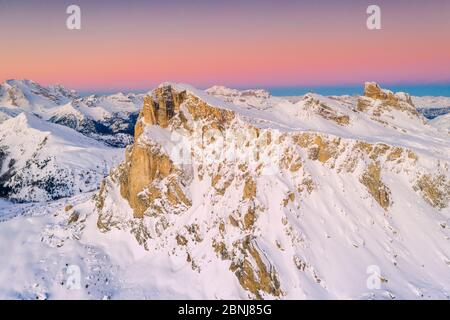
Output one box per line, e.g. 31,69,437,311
1,80,449,148
0,80,143,147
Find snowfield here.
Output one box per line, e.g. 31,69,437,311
0,81,449,300
0,194,240,299
430,113,450,132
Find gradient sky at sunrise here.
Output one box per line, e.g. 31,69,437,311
1,0,450,92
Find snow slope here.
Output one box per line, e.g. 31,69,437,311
430,113,450,133
0,113,123,202
0,193,238,299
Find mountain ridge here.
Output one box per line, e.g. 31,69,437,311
1,79,448,146
88,82,450,299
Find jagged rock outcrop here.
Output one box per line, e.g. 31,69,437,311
359,82,421,121
414,174,450,209
360,162,391,210
302,94,350,125
364,81,413,107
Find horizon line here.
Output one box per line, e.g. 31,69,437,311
2,78,450,97
78,82,450,97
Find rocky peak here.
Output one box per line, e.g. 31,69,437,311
358,82,420,122
364,82,388,99
364,81,414,106
135,85,187,138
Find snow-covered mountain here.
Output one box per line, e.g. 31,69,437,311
84,82,450,299
0,81,449,300
0,80,143,147
0,113,122,202
0,79,77,110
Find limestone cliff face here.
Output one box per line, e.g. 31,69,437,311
96,83,450,299
120,86,188,218
135,86,187,135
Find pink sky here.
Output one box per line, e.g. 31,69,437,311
1,0,449,91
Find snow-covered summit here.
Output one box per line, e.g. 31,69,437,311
0,79,77,110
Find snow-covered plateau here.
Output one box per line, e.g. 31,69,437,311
0,80,449,300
